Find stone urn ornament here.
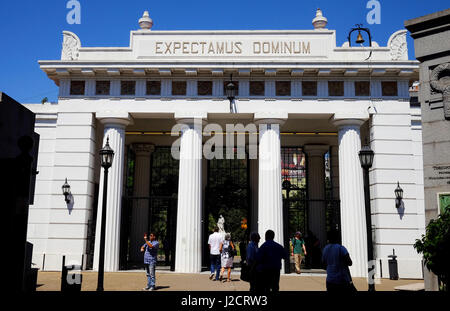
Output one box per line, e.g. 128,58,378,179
430,62,450,120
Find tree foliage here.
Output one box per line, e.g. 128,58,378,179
414,210,450,291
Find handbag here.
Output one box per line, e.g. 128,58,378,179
228,243,237,257
229,246,237,257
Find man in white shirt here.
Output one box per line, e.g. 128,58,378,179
208,226,223,281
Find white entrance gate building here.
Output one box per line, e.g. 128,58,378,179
24,9,425,280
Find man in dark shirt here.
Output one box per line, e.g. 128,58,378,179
246,232,260,292
255,230,289,292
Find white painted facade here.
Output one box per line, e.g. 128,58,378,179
24,10,425,280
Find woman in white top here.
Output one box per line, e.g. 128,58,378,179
219,233,235,282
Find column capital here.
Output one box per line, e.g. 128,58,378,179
332,112,368,129
96,111,134,128
132,143,155,156
254,112,288,126
303,145,329,157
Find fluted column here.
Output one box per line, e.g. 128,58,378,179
249,159,259,234
256,117,285,247
333,116,368,278
93,113,133,272
174,117,205,273
129,143,155,263
304,145,329,248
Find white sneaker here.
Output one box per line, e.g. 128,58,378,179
142,287,150,291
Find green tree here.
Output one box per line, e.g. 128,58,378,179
414,210,450,291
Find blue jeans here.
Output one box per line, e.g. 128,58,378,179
210,254,221,280
145,263,156,288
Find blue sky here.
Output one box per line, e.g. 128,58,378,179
0,0,448,103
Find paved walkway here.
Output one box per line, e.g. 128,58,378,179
36,270,423,291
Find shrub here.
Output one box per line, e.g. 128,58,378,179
414,210,450,291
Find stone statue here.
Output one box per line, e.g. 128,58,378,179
217,215,226,238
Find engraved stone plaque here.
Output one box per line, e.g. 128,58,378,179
146,81,161,95
302,81,317,96
355,81,371,96
198,81,213,96
172,81,187,96
250,81,265,96
70,81,85,95
276,81,291,96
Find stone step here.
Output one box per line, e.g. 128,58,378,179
394,283,425,291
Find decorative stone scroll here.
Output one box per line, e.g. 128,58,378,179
61,31,81,61
430,62,450,120
388,30,408,61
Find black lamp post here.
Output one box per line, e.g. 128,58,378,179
225,75,237,113
395,182,404,208
97,137,114,291
62,178,71,203
359,142,375,291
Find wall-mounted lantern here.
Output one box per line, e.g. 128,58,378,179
225,74,237,113
395,182,404,208
62,178,71,203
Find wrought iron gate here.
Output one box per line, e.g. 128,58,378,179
120,146,179,270
121,196,177,270
203,154,250,269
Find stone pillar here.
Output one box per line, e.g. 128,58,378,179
303,145,329,248
255,114,286,247
249,159,259,234
94,112,133,272
174,116,205,273
333,115,368,278
129,143,155,263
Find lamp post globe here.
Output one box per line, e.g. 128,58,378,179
359,143,375,169
100,138,114,169
225,75,237,112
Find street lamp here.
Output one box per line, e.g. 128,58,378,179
225,75,237,113
62,178,71,203
395,182,404,208
97,137,114,291
359,142,376,291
